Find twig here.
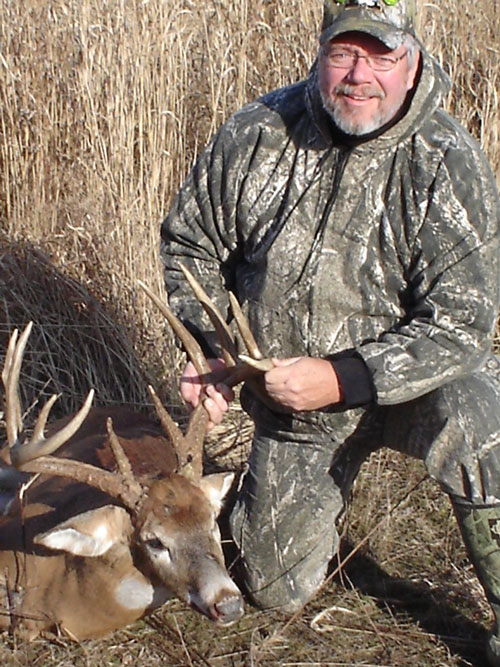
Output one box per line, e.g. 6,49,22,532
172,614,194,667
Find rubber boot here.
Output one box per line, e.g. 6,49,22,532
452,499,500,666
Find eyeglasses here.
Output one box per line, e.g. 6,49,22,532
323,49,407,71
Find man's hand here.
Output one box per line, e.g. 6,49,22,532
180,359,235,430
181,356,341,424
263,357,342,412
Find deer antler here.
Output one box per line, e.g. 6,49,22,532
0,264,272,500
177,264,274,374
137,279,210,479
1,323,95,467
1,324,144,512
138,265,274,480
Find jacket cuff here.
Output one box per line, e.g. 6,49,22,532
330,356,375,408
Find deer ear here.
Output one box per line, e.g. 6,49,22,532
34,505,132,557
198,472,235,515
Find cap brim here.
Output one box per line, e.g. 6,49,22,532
320,16,406,50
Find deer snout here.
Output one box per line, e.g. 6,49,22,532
213,594,244,626
188,584,244,626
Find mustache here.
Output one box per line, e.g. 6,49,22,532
334,83,385,100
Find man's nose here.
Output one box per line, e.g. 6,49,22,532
345,55,374,83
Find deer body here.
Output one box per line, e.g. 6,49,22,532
0,513,164,640
0,408,241,640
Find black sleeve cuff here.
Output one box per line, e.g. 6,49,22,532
330,356,375,409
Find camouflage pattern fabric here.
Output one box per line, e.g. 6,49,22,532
228,357,500,610
161,46,500,608
320,0,417,49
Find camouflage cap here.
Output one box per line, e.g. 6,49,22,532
320,0,416,50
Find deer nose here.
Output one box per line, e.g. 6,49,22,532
214,595,244,625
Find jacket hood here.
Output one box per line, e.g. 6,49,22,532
306,45,451,151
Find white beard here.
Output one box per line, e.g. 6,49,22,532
320,84,407,136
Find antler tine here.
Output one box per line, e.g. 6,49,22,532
137,279,210,377
10,390,95,467
30,394,59,444
147,384,183,460
227,292,263,361
226,291,274,373
177,263,238,367
2,322,33,449
149,381,206,480
106,418,143,500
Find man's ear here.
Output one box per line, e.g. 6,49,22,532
33,505,132,557
406,49,421,91
198,472,235,516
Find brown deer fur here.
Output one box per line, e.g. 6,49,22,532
0,407,242,640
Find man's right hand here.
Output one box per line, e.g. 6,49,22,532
180,359,235,430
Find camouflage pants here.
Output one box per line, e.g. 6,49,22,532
229,354,500,611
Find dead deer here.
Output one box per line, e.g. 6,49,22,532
0,265,271,640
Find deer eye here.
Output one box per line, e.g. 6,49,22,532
144,537,164,551
143,536,173,564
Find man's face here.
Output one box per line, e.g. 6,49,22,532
318,31,420,136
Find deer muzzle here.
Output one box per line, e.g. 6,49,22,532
212,594,244,626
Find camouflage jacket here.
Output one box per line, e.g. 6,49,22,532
161,49,500,410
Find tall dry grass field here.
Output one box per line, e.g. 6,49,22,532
0,0,321,371
0,1,499,665
1,0,498,371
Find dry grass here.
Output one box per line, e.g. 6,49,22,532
418,2,500,175
0,0,499,665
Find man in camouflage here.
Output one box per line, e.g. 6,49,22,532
161,1,500,662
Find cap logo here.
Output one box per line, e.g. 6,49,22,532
322,0,415,47
333,0,401,6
